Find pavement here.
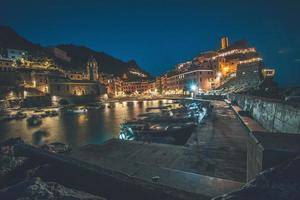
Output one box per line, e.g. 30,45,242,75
186,101,248,182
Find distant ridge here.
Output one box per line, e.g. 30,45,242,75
0,25,151,80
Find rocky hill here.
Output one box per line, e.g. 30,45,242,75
0,25,151,80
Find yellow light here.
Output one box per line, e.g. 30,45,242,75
52,96,57,101
24,91,28,98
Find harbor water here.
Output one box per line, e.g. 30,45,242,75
0,99,177,148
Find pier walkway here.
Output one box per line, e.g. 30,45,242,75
69,100,248,198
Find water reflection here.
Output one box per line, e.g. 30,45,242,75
0,100,174,148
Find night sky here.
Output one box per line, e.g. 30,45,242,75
0,0,299,86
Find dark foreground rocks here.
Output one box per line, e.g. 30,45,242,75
213,156,300,200
0,178,105,200
0,138,106,200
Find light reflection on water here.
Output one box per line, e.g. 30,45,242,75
0,100,174,148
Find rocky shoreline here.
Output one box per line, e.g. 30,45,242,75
0,138,105,200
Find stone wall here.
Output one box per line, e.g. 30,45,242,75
228,94,300,134
247,131,300,181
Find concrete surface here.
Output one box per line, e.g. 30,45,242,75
187,101,248,182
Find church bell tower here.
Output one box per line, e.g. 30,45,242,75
86,56,99,81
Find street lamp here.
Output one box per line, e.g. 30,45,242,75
190,84,197,91
190,84,197,98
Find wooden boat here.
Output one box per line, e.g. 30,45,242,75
120,122,196,145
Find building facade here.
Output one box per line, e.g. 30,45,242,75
165,69,217,95
6,48,28,60
49,79,99,97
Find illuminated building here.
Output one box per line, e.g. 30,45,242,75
0,58,16,72
48,79,100,96
165,69,218,95
5,48,28,60
65,71,85,80
31,72,49,93
122,80,155,95
159,37,275,95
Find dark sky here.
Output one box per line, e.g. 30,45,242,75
0,0,299,86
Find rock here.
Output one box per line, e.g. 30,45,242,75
0,178,106,200
1,137,24,147
0,138,28,178
151,176,160,182
213,156,300,200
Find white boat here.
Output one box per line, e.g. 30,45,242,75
65,107,88,114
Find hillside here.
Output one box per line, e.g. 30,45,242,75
0,25,151,80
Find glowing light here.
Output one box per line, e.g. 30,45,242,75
217,72,222,78
190,84,197,91
23,91,28,98
52,96,57,101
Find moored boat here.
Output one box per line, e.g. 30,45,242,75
65,107,88,114
15,111,27,120
27,115,42,126
41,142,71,153
120,122,196,145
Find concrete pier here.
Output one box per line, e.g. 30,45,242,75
68,100,248,198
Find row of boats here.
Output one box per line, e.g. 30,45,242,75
119,101,208,145
2,109,59,126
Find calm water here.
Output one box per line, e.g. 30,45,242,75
0,99,175,148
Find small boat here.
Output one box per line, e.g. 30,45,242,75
65,107,88,114
41,142,71,153
33,108,44,113
15,111,27,119
27,115,42,126
45,110,59,117
120,122,196,145
73,107,88,113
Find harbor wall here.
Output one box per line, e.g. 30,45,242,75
227,94,300,134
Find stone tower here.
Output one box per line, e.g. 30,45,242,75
86,56,99,81
221,37,229,49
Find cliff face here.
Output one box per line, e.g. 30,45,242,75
0,25,151,80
